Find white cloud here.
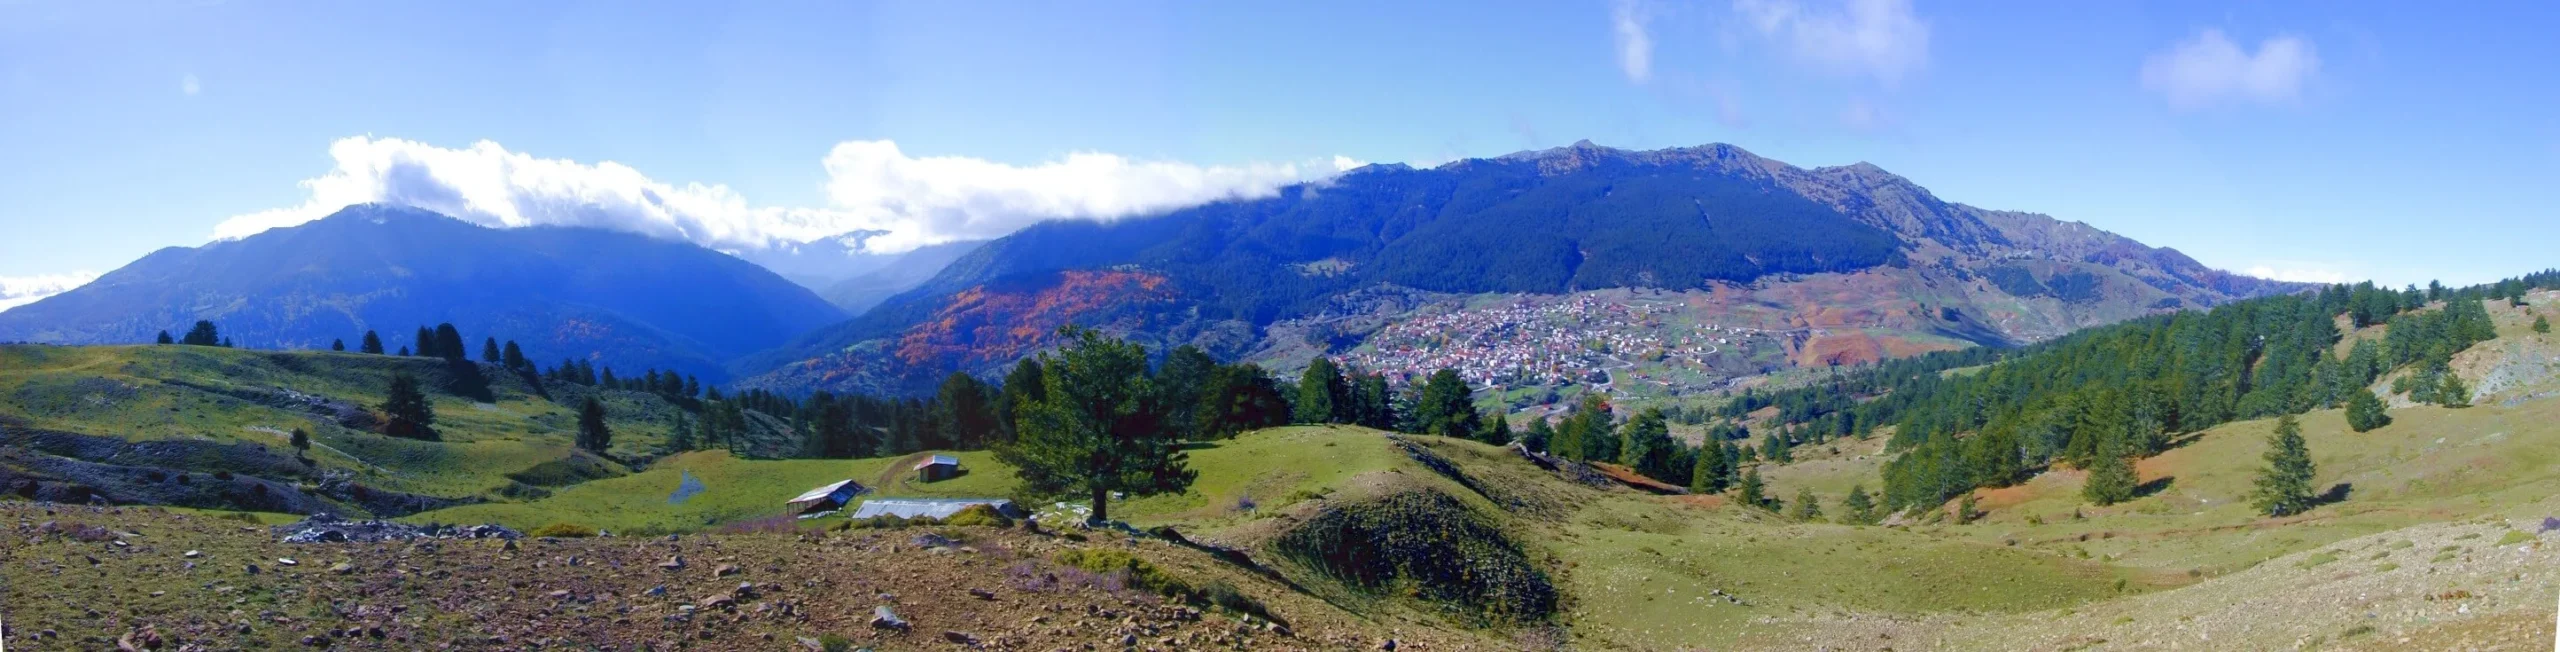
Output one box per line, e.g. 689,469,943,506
2140,29,2319,110
213,137,1360,255
1731,0,1929,85
1611,0,1654,83
180,74,199,96
0,272,99,313
2243,264,2350,285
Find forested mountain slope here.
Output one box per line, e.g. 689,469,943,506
742,142,2300,397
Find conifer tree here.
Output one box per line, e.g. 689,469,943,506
1690,439,1734,493
1619,407,1677,480
481,338,501,364
995,327,1194,524
502,341,526,370
2535,315,2551,334
2081,437,2138,506
180,320,221,346
1294,358,1345,424
2345,389,2391,432
1954,493,1978,524
665,414,695,453
1414,368,1477,439
396,346,410,356
1738,467,1773,511
2250,415,2318,517
331,339,345,351
1791,487,1822,521
2438,373,2471,408
1482,411,1514,445
1522,416,1555,453
156,331,174,345
360,331,384,354
433,324,466,363
380,372,437,441
576,396,612,455
289,428,311,456
1840,484,1877,525
413,327,436,358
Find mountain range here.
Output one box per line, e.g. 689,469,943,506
736,141,2301,396
1,142,2301,397
0,204,844,382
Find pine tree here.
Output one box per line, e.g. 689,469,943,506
2536,315,2551,334
1482,411,1514,445
576,397,612,455
665,414,696,453
1522,417,1555,453
1840,484,1877,525
2345,389,2391,432
481,338,502,364
396,346,410,356
1415,368,1477,439
995,327,1195,524
2249,415,2318,517
2438,373,2471,408
380,372,438,441
1954,493,1978,524
360,331,384,355
2081,437,2138,506
180,320,221,346
156,331,174,345
433,324,466,362
1791,487,1822,521
1738,467,1772,511
413,327,435,358
1619,407,1677,480
1294,358,1345,424
502,341,526,370
1690,440,1734,493
331,339,345,351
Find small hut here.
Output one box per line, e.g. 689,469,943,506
785,479,867,517
913,454,963,482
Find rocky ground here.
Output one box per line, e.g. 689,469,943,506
0,502,1487,651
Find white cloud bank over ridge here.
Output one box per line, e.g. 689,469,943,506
2243,264,2350,285
0,272,101,313
2141,29,2319,110
214,137,1363,255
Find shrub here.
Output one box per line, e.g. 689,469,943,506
2494,530,2534,546
944,504,1015,528
529,522,599,538
1055,548,1190,597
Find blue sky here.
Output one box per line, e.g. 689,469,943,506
3,0,2557,305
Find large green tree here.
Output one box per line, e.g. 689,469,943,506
932,372,1000,450
576,396,612,455
998,328,1195,524
2345,389,2391,432
1154,345,1219,439
380,372,438,441
180,320,222,346
1294,358,1346,425
1619,407,1678,480
1195,363,1292,439
1413,368,1478,440
360,330,385,355
2081,437,2138,506
2249,414,2318,517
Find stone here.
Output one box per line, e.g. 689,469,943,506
941,630,978,645
714,563,740,577
871,605,910,631
330,562,355,575
275,557,298,566
660,555,686,570
184,550,201,558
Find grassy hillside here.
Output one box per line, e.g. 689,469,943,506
0,344,700,511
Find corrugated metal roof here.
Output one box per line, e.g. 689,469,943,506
848,498,1013,520
786,479,862,506
913,455,961,470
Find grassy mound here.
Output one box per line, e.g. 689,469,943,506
1271,486,1557,625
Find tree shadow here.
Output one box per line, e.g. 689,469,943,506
2133,476,2176,498
2315,482,2353,506
1177,441,1226,451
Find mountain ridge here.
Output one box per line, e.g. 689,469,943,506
738,141,2305,397
0,204,846,381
